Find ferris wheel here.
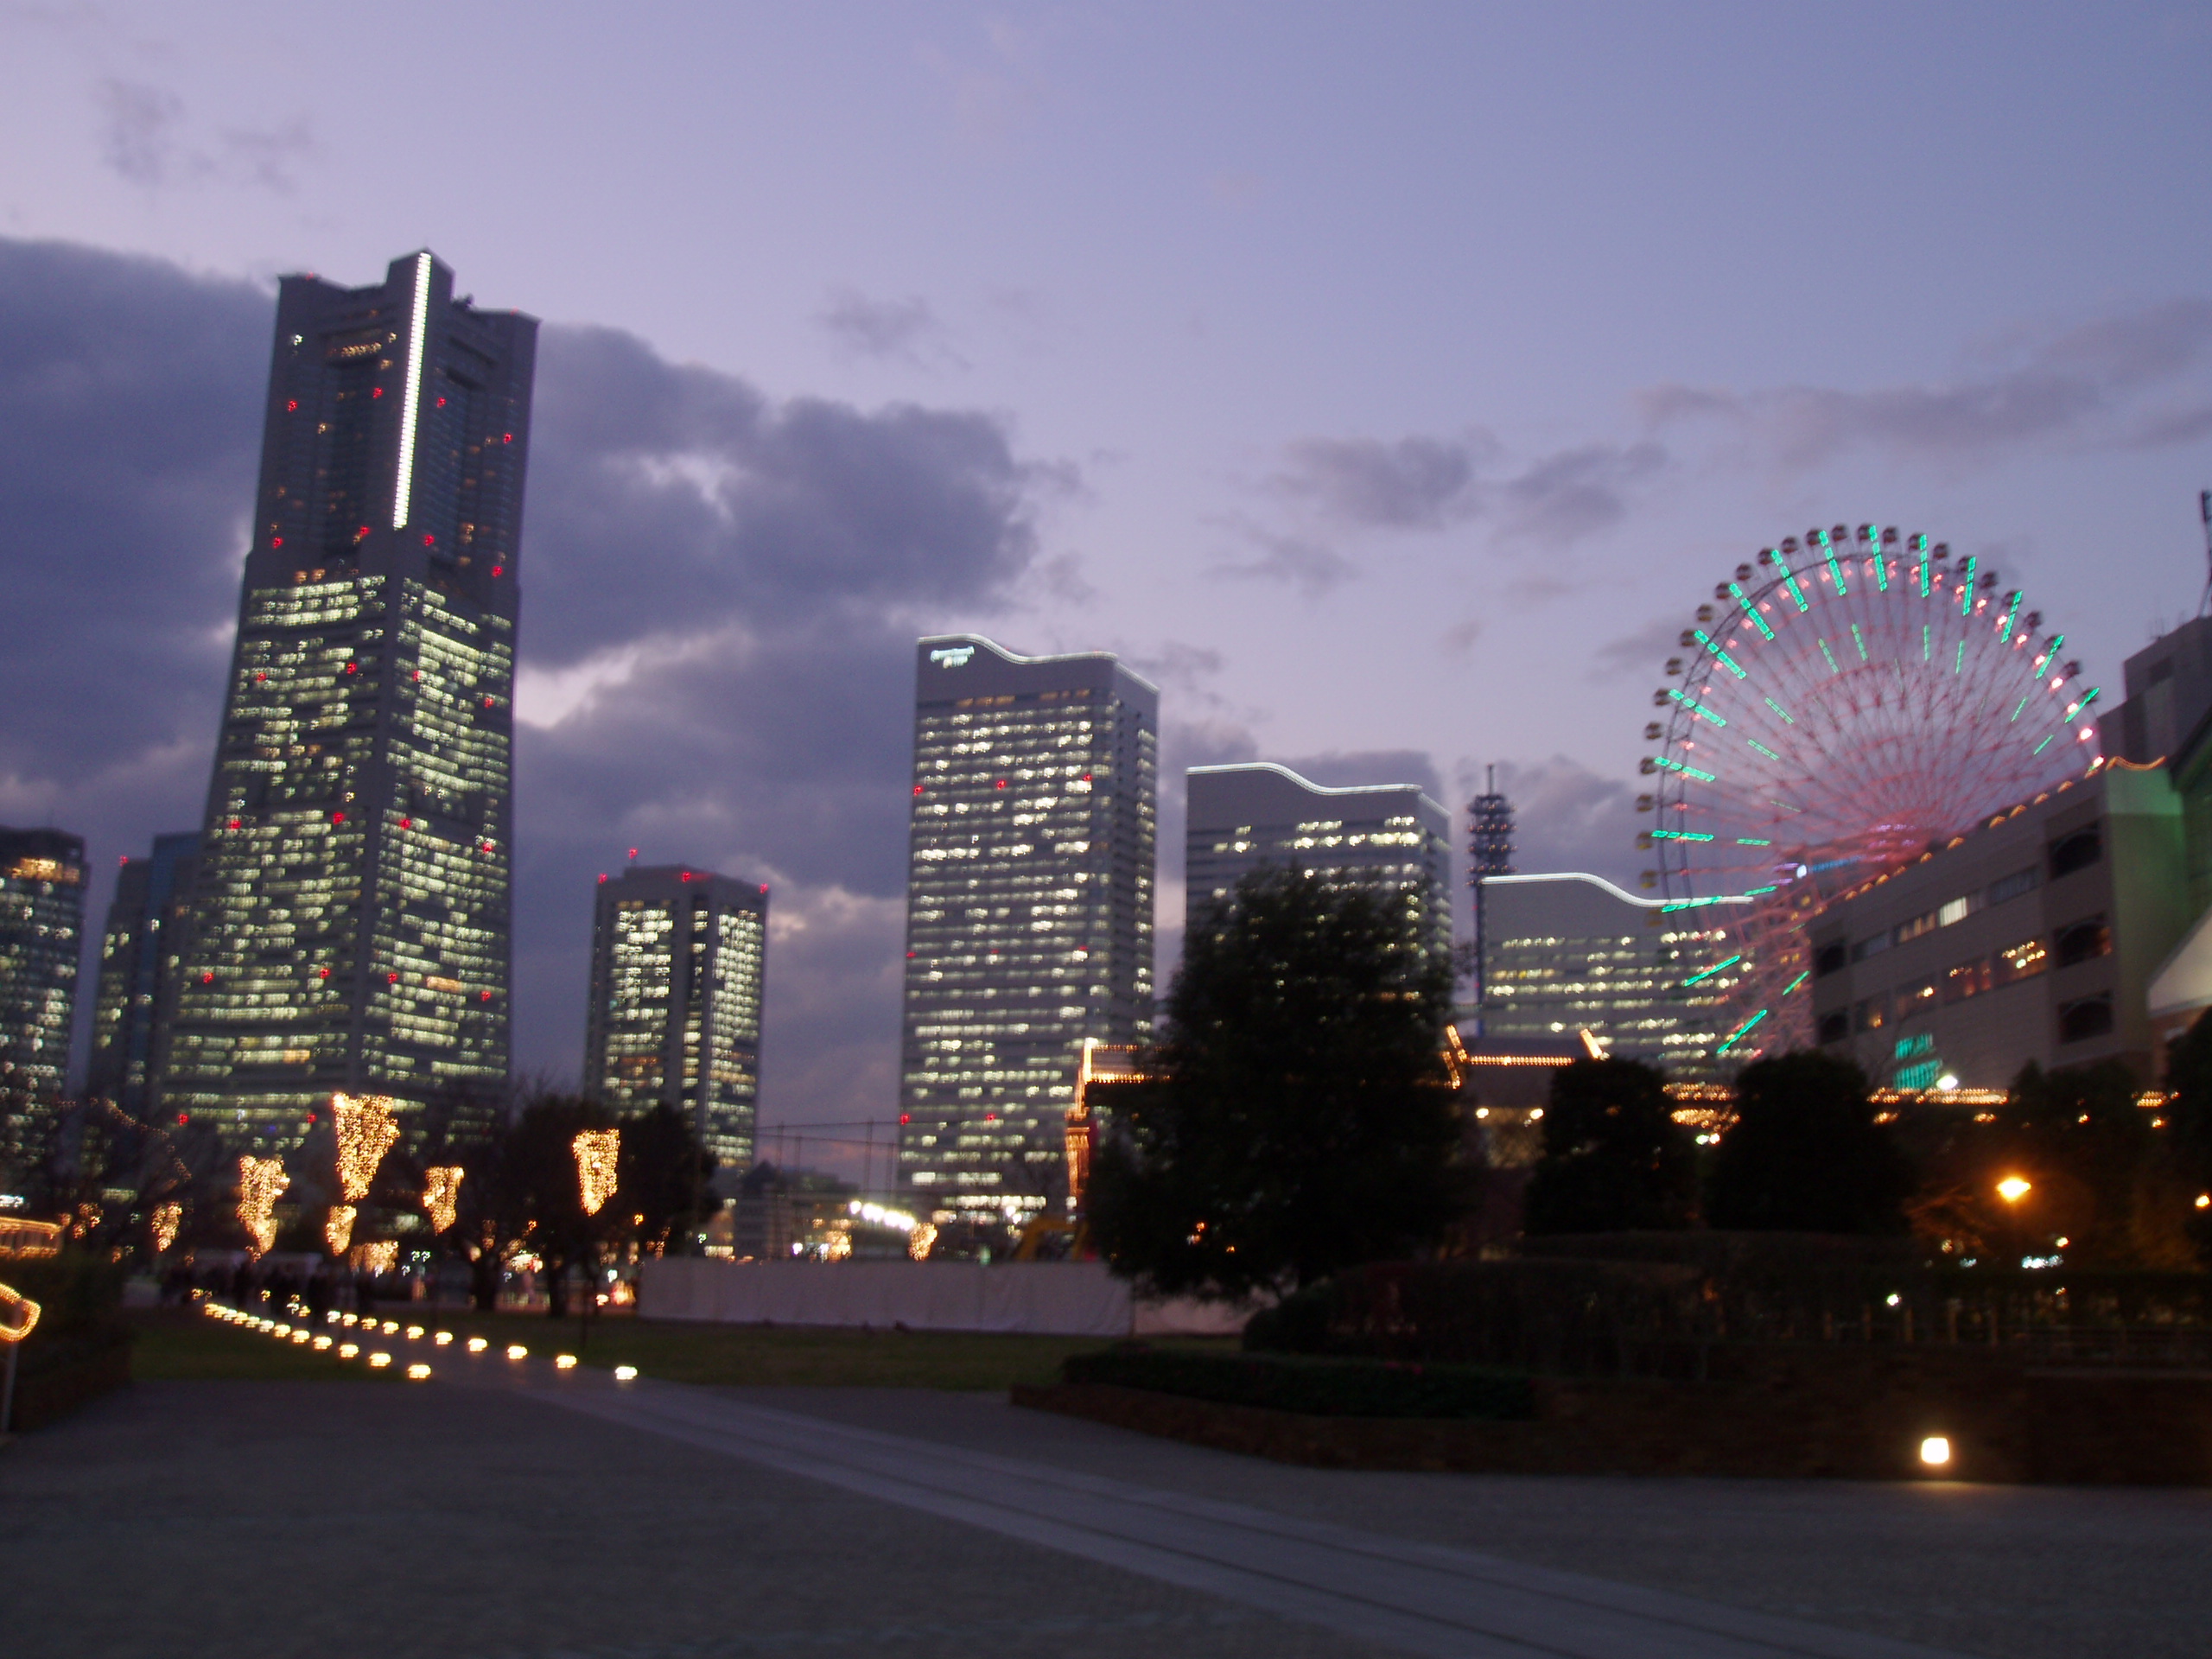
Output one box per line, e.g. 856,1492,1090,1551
1638,522,2101,1062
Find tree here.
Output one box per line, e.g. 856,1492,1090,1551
497,1095,615,1318
617,1102,717,1256
2162,1010,2212,1267
1522,1058,1694,1234
1087,867,1464,1298
1706,1052,1910,1234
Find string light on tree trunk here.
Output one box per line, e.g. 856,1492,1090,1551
572,1129,620,1216
332,1093,401,1201
423,1166,464,1233
237,1157,289,1255
324,1205,357,1255
150,1202,183,1254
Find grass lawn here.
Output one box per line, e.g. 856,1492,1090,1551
131,1302,1234,1389
130,1309,397,1382
414,1307,1230,1390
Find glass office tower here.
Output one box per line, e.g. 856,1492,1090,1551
1184,763,1453,970
895,636,1158,1220
162,251,536,1149
583,866,768,1169
87,831,201,1114
0,827,86,1173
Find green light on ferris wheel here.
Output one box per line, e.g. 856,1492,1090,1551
1763,696,1795,725
1717,1008,1769,1054
1730,582,1775,640
1782,971,1809,996
2034,734,2054,755
1820,639,1840,676
2011,694,2031,722
1825,545,1848,594
2001,590,2022,641
1747,739,1780,760
1852,624,1868,661
1683,954,1743,987
1958,555,1976,616
1694,629,1747,678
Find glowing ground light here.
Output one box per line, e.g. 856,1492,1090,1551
313,1336,333,1351
555,1354,578,1370
435,1332,454,1345
423,1166,465,1233
290,1330,311,1344
1920,1436,1952,1467
236,1156,289,1255
406,1363,431,1381
467,1337,489,1353
505,1344,528,1360
2196,1194,2210,1210
340,1344,360,1359
572,1128,620,1216
368,1352,392,1369
382,1321,400,1336
1997,1176,2032,1204
613,1366,639,1382
406,1325,424,1340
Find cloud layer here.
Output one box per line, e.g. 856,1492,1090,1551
0,236,1052,1137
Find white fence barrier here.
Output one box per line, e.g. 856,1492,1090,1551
637,1257,1249,1338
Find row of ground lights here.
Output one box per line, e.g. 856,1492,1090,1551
194,1295,639,1382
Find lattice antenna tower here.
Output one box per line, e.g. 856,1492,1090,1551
1465,766,1516,1017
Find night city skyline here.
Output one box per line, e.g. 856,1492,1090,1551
2,5,2209,1155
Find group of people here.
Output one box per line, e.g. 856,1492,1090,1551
161,1258,393,1318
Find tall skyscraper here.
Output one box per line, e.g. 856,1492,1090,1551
0,827,86,1172
162,251,536,1148
582,865,768,1168
87,832,200,1115
1185,763,1452,970
895,636,1158,1219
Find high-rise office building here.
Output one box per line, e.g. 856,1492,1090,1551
1185,763,1452,969
87,832,200,1114
583,865,768,1168
162,251,536,1148
0,827,86,1171
895,636,1158,1219
1479,872,1746,1077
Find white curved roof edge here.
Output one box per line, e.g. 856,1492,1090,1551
1481,871,1758,910
1187,760,1446,816
919,634,1160,695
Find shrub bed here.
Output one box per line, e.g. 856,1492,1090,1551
1060,1344,1534,1420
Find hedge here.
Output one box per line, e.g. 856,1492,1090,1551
1060,1344,1534,1420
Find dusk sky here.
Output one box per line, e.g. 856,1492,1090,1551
4,3,2210,1158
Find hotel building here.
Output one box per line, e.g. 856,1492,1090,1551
582,865,768,1168
1478,872,1746,1077
895,637,1158,1218
0,827,86,1172
1185,763,1452,970
87,831,200,1115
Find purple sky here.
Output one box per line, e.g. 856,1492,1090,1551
3,3,2210,1168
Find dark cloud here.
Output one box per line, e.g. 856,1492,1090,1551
95,79,183,186
1269,435,1483,531
0,237,1057,1129
92,79,317,194
1588,615,1686,683
1644,298,2212,468
1438,617,1483,656
1208,526,1357,595
1494,441,1666,544
817,289,956,365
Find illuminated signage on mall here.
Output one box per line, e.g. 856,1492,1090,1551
929,645,975,667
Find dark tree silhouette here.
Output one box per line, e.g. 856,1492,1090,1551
617,1102,718,1256
1088,867,1463,1298
1706,1052,1910,1234
2169,1010,2212,1266
1522,1058,1695,1234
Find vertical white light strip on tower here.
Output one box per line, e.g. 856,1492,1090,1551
391,251,433,530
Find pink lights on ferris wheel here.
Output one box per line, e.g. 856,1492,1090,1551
1638,521,2098,1062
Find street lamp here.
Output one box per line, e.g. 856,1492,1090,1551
1996,1175,2031,1205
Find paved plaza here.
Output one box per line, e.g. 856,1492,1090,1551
4,1356,2209,1658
